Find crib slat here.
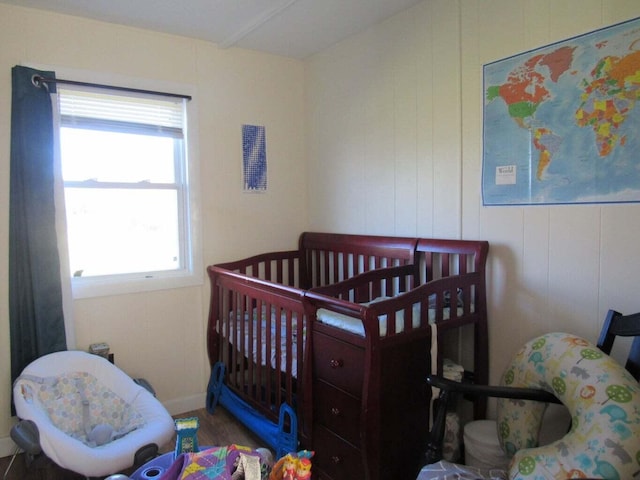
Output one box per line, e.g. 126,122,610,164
246,297,255,399
266,301,275,408
288,259,296,287
424,251,434,282
404,305,412,333
264,260,271,282
341,251,349,282
285,310,294,406
330,251,338,284
319,251,326,284
324,251,331,284
459,254,468,275
441,253,450,278
230,291,239,388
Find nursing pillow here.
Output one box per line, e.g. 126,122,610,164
496,332,640,480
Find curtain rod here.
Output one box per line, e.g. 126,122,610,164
32,75,192,101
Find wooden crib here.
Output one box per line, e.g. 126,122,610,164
206,232,418,455
205,233,489,479
305,238,489,480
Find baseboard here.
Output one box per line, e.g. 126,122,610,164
0,394,207,459
162,393,207,417
0,434,18,459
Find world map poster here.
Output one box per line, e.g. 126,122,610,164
482,17,640,205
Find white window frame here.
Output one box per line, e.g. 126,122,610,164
50,68,202,299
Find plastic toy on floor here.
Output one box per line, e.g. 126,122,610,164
268,450,314,480
159,444,274,480
174,417,200,457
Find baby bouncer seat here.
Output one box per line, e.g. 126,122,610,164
11,350,175,478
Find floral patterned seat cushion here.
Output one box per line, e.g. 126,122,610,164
22,371,145,446
497,332,640,479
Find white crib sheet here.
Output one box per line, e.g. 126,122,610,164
316,296,470,337
225,306,303,377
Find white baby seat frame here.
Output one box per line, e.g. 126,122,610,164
8,350,174,478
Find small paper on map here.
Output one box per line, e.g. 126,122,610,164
496,165,516,185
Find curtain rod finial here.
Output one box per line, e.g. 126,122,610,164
31,75,49,91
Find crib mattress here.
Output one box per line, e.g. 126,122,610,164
225,306,303,377
316,296,470,337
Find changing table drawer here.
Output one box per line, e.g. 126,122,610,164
313,379,361,446
313,425,362,480
313,332,364,397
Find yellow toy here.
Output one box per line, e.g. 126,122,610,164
268,450,314,480
295,457,311,480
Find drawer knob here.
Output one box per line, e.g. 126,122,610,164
330,407,341,416
329,358,343,368
331,456,341,464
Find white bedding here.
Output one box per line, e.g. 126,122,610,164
416,461,507,480
221,291,471,374
224,306,304,377
316,295,471,337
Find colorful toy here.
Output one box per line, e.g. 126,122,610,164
282,456,296,480
268,450,314,480
158,444,272,480
295,457,311,480
174,417,200,458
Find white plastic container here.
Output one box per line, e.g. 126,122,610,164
463,419,510,471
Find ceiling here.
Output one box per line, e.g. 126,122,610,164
1,0,423,59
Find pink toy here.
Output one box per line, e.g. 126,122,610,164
269,450,314,480
295,457,311,480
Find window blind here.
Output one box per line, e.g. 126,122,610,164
58,86,185,138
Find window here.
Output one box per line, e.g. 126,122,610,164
57,84,200,297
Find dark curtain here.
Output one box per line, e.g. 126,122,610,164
9,65,66,387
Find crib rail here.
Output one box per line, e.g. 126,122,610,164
214,250,302,288
206,266,311,437
304,239,489,420
299,232,418,288
307,264,418,303
415,238,489,282
415,238,489,402
307,271,482,343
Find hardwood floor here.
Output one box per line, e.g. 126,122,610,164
0,407,263,480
